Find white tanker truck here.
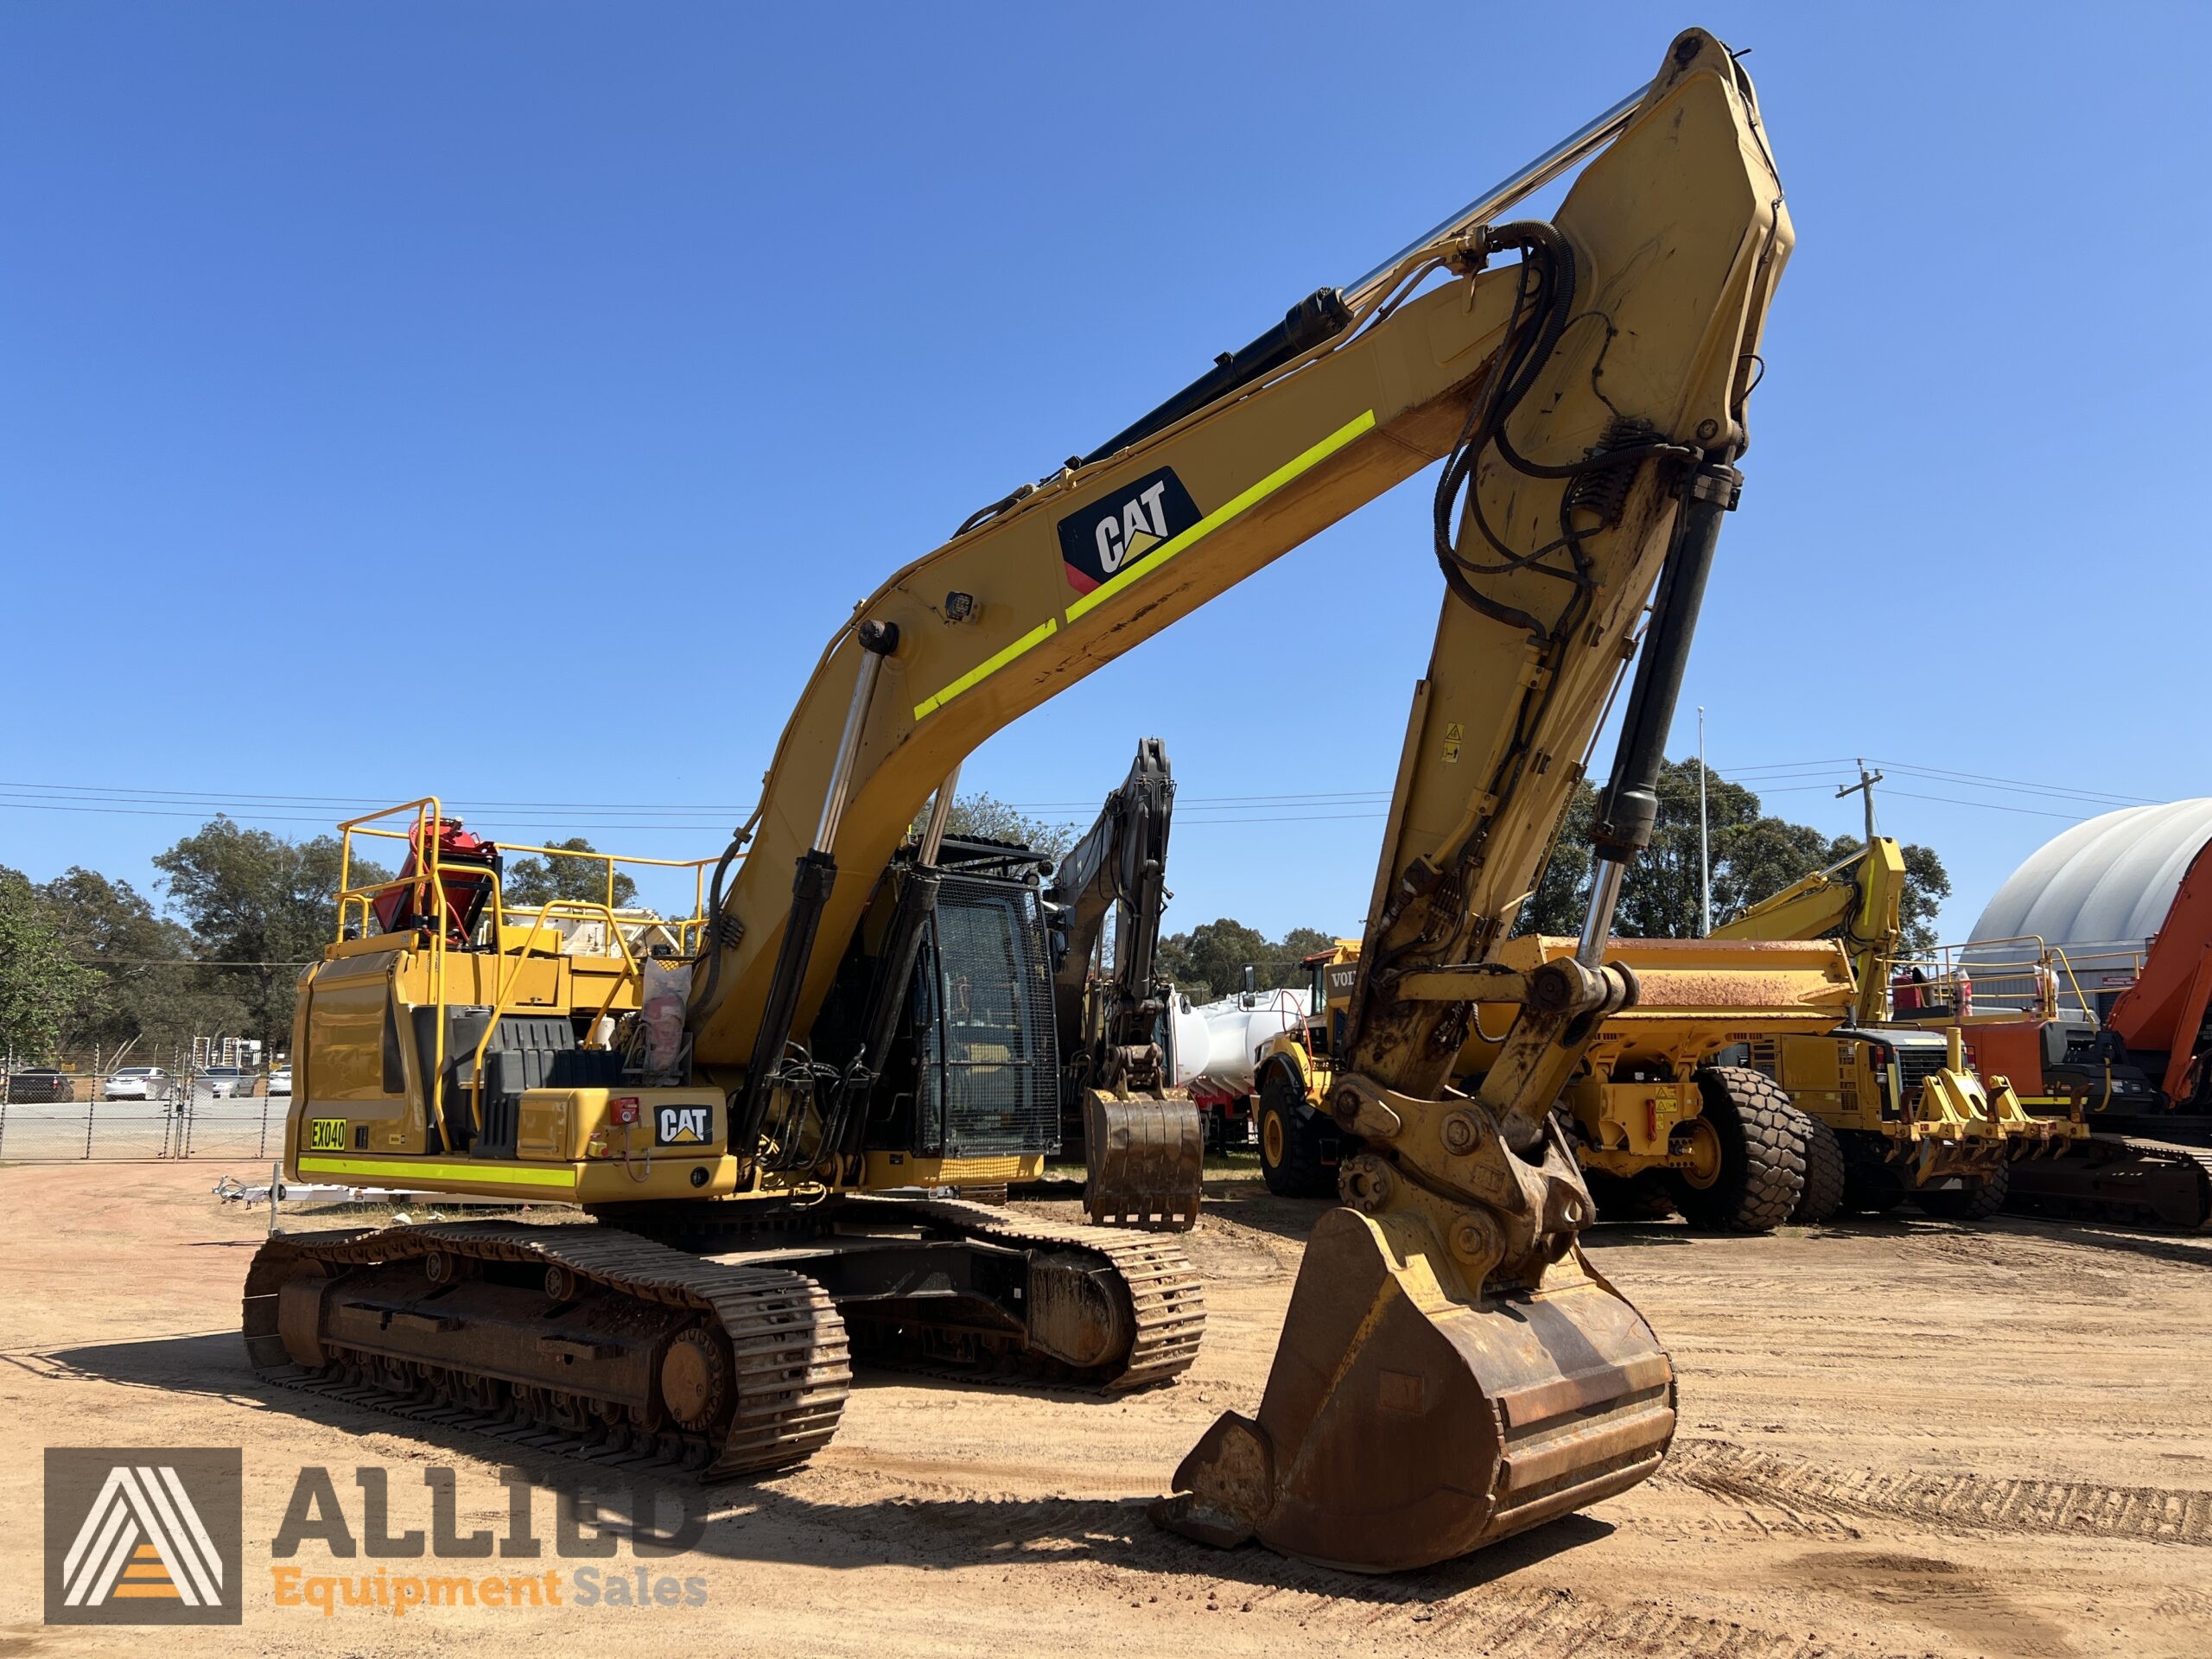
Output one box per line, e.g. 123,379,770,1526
1163,981,1313,1150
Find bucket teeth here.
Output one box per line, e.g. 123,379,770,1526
1154,1206,1675,1573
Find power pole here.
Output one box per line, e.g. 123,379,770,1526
1836,759,1884,848
1697,707,1712,936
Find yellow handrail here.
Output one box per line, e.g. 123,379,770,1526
350,824,717,918
322,795,732,1158
468,899,639,1134
332,798,516,1151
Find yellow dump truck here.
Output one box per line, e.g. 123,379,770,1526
1708,840,2084,1219
1255,934,1847,1231
1255,843,2083,1229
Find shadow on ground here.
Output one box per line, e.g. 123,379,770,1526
43,1330,1610,1596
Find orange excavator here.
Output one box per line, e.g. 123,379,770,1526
1976,840,2212,1227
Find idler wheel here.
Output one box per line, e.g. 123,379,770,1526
659,1328,732,1431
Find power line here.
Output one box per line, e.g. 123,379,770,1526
2,779,1396,811
1715,758,2158,812
0,795,1400,835
1,781,753,813
0,753,2169,840
1168,811,1389,826
0,800,740,832
1880,788,2090,822
1710,757,1863,776
1872,762,2152,809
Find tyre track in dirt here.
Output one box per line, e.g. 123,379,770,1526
912,1506,1859,1657
1662,1439,2212,1543
1281,1578,1843,1659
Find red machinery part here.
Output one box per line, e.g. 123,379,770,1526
370,817,500,945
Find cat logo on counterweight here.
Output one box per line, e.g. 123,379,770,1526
657,1104,709,1147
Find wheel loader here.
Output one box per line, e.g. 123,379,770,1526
243,28,1789,1573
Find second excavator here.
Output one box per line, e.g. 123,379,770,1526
1043,738,1205,1228
243,27,1789,1573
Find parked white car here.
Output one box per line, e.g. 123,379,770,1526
105,1066,175,1101
199,1065,247,1099
267,1067,292,1096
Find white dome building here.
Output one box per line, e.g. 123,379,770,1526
1967,799,2212,1007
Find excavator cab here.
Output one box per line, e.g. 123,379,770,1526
808,834,1065,1184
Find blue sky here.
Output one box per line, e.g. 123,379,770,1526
4,3,2207,943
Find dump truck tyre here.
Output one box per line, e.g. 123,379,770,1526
1915,1158,2011,1221
1257,1066,1338,1199
1672,1066,1807,1233
1791,1111,1847,1224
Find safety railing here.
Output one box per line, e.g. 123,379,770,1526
1880,934,2044,1022
497,905,709,961
1885,936,2149,1026
2046,945,2146,1007
343,819,715,938
328,798,726,1152
334,799,476,1147
467,899,640,1134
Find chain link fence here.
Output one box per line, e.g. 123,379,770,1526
1,1046,287,1162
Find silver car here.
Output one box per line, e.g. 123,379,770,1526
105,1066,175,1101
198,1065,247,1099
268,1067,292,1096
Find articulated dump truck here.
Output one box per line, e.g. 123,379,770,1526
1254,926,2080,1230
1255,934,1839,1230
244,29,1789,1573
1701,838,2086,1221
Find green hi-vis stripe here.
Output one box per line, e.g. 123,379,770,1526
1063,408,1377,623
909,408,1376,721
912,616,1058,721
298,1154,577,1189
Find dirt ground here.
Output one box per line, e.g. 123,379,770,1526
0,1161,2205,1659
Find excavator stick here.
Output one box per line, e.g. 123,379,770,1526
1082,1088,1204,1229
1157,29,1786,1571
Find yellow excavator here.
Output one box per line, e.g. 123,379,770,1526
243,29,1788,1573
1706,838,2084,1219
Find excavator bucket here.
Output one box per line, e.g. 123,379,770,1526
1153,1207,1674,1572
1084,1088,1203,1230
